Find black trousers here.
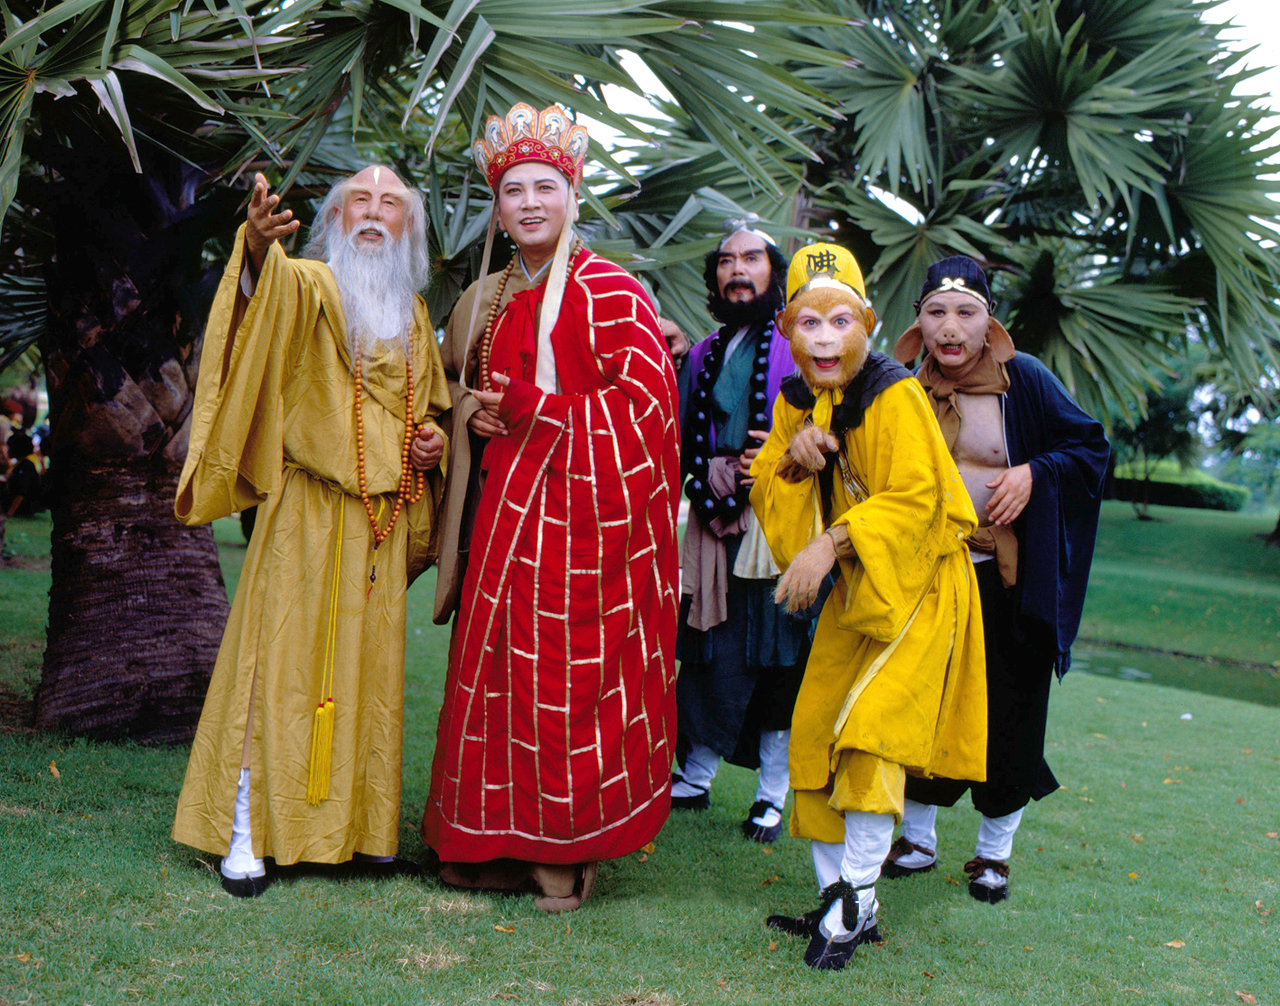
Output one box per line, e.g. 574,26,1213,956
905,560,1059,819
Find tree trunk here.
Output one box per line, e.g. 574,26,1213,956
36,463,226,742
33,129,236,742
1265,509,1280,547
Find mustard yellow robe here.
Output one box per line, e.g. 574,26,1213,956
171,230,449,864
749,375,986,842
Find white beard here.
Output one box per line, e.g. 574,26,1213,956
326,221,418,362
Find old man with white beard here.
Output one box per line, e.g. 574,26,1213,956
172,167,449,897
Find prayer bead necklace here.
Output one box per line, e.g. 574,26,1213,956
477,240,583,392
477,257,518,393
353,341,427,553
685,322,774,524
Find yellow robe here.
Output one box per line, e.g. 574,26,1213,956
171,229,449,864
749,376,986,842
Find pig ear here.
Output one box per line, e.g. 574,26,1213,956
893,322,923,364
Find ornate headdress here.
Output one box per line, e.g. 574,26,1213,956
462,102,591,395
472,102,590,192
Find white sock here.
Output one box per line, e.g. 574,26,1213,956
898,799,939,866
975,807,1024,861
754,730,790,811
811,840,843,891
672,741,719,797
817,812,892,940
221,768,265,879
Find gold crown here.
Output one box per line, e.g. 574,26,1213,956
472,103,590,192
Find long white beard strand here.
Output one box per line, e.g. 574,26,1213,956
326,222,417,362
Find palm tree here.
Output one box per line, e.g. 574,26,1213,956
0,0,847,739
787,0,1280,424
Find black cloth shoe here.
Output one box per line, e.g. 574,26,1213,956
347,856,422,879
741,800,784,843
964,857,1009,903
800,880,881,971
669,773,710,811
219,861,271,899
882,835,937,879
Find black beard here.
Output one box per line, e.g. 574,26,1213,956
707,284,783,329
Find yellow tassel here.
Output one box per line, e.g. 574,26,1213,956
306,491,345,806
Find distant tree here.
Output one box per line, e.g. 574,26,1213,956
1109,367,1203,520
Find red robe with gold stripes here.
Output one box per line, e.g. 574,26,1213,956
422,249,680,863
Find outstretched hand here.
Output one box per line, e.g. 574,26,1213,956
774,532,836,614
245,173,300,274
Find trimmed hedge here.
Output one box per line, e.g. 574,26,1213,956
1111,460,1249,511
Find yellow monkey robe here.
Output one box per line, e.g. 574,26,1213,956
171,228,449,865
749,356,986,842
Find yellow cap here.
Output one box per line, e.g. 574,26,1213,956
785,243,867,304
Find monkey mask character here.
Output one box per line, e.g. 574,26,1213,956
769,243,883,611
777,243,876,394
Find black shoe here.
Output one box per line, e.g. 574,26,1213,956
348,856,422,879
669,773,710,811
882,835,937,879
741,800,784,843
963,857,1009,903
219,863,271,899
798,880,880,971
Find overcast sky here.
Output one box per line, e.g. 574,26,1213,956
1217,0,1280,118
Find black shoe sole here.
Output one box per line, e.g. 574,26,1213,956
883,859,936,880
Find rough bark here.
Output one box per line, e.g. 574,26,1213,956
36,463,226,742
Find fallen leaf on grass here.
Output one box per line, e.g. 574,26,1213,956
761,874,780,886
637,854,649,863
1242,749,1253,755
1238,798,1247,804
14,953,30,962
48,761,60,779
1234,993,1257,1004
761,847,773,855
944,877,960,885
1267,833,1279,840
493,925,516,934
1023,946,1033,952
641,843,655,854
716,978,727,987
922,971,935,978
1162,778,1180,785
1130,835,1144,842
1129,873,1139,879
1163,940,1185,949
768,940,777,951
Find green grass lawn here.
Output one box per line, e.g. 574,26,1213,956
1080,501,1280,667
2,505,1279,1005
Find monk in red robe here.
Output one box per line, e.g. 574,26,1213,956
419,103,681,912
